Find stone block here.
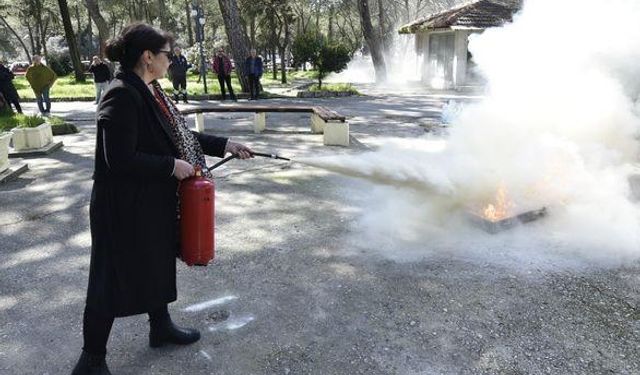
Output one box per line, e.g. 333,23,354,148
254,112,266,133
323,121,349,147
11,123,53,151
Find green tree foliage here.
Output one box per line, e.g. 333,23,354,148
316,41,350,89
291,32,320,68
292,32,350,88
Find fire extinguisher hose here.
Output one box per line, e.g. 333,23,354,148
207,151,291,171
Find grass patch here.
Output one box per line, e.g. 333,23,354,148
47,116,67,126
0,110,45,131
13,70,321,99
15,72,247,99
15,75,95,99
309,83,359,94
290,70,319,80
261,69,319,85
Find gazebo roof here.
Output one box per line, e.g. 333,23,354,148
398,0,520,34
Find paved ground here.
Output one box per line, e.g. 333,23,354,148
2,88,640,375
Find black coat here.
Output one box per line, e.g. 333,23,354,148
87,70,227,317
169,55,190,80
88,63,112,83
0,64,20,103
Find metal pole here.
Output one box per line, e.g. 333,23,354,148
199,40,207,94
197,6,207,94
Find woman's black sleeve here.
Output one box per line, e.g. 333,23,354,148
192,131,228,158
98,86,175,179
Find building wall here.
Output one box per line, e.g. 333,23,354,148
415,28,476,89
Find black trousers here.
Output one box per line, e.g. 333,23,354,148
7,99,21,113
82,304,170,354
172,76,187,100
247,74,260,99
217,74,236,100
1,89,22,113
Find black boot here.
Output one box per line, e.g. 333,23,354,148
71,350,111,375
183,94,188,104
173,94,179,103
149,318,200,348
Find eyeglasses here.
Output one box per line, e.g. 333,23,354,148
157,50,172,57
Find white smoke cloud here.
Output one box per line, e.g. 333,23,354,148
325,34,421,85
302,0,640,265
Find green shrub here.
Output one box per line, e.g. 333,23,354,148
0,112,45,131
47,116,66,126
309,83,359,94
48,116,79,135
47,54,74,76
291,33,351,89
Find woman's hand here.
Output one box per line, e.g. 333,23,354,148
173,159,195,180
225,141,254,159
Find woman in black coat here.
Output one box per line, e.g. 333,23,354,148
72,23,253,375
0,62,22,113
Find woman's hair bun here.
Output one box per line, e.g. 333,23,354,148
105,37,125,62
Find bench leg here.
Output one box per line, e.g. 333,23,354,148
195,113,205,132
310,114,325,134
254,112,266,133
323,121,349,146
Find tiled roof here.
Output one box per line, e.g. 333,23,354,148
398,0,520,34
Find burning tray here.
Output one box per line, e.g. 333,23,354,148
467,207,548,234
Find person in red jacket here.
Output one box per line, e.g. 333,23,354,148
212,48,236,101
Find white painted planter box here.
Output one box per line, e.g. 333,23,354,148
0,132,11,173
11,123,53,151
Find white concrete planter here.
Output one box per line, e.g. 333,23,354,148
0,132,11,173
11,123,53,151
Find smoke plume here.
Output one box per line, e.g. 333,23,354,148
303,0,640,265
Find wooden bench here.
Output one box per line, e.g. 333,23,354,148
181,105,349,146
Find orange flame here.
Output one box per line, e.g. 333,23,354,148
481,184,515,222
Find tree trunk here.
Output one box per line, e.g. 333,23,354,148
58,0,85,81
26,24,36,55
0,15,32,62
328,5,334,41
184,0,193,46
357,0,386,82
279,47,286,84
218,0,250,92
378,0,388,53
314,6,319,38
270,50,276,80
74,5,81,44
280,16,290,84
34,0,45,56
156,0,166,28
84,0,109,57
87,6,94,55
249,15,256,47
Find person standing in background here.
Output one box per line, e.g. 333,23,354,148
25,55,57,114
212,48,236,101
0,61,22,113
88,56,112,104
169,47,191,103
244,49,263,100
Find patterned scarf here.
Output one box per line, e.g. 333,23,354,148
150,80,213,178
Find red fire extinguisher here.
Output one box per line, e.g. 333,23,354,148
179,167,215,266
178,152,290,266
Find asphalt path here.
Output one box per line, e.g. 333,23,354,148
1,94,639,374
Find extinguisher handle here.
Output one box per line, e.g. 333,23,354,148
207,154,238,171
206,151,291,171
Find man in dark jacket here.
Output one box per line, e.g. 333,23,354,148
212,48,236,101
88,55,112,104
0,62,22,113
169,47,191,103
244,49,263,100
